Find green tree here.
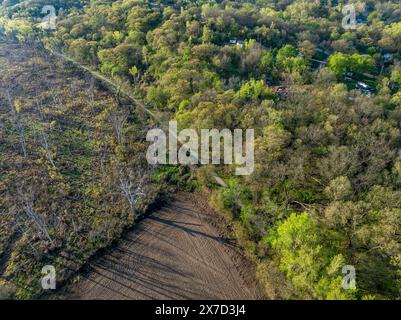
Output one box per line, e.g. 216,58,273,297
237,79,273,101
68,38,97,65
276,44,298,69
328,53,375,78
266,213,356,300
379,22,401,52
328,52,351,77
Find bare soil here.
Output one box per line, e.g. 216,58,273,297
65,192,265,300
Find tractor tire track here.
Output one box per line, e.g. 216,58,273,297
65,193,264,300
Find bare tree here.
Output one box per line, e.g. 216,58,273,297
37,127,56,169
119,169,144,218
4,89,27,157
32,100,57,169
88,75,96,104
109,110,128,146
49,85,62,109
18,189,55,247
17,225,40,260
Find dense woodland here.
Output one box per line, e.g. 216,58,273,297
1,0,401,299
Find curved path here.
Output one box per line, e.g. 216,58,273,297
66,193,264,300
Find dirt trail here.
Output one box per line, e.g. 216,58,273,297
65,193,264,300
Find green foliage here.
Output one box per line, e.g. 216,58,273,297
266,213,356,300
219,178,249,219
380,22,401,52
68,38,96,65
237,79,273,101
98,44,141,78
328,53,376,78
276,45,298,67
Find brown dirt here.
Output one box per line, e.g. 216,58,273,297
64,192,265,300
